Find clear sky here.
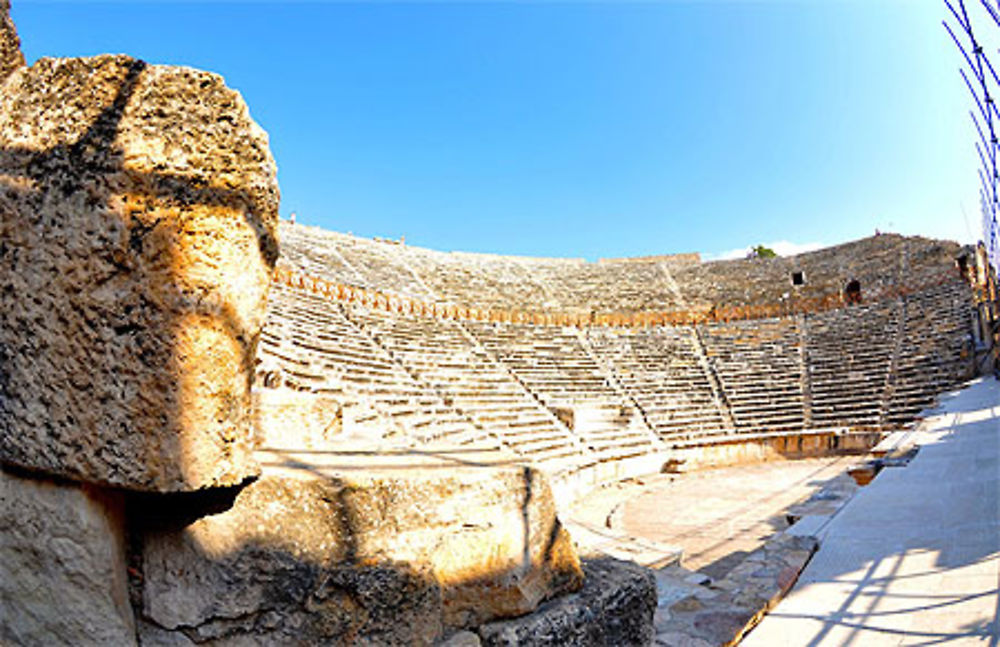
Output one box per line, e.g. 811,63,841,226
9,1,984,260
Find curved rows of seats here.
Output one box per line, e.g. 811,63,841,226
583,326,732,442
700,318,806,433
804,301,900,430
466,321,661,461
258,281,973,477
672,235,913,308
259,283,491,448
885,282,972,425
343,304,594,470
258,228,975,479
279,223,964,316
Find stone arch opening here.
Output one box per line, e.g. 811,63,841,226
844,279,862,304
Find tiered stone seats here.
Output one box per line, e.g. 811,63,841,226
278,225,964,316
585,327,731,442
402,248,555,310
884,280,971,424
277,223,366,286
271,223,976,452
527,260,684,314
345,305,591,470
467,321,659,461
701,318,805,432
805,301,900,429
259,283,489,446
279,223,434,300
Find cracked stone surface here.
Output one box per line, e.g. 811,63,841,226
652,534,817,647
0,469,137,645
136,463,583,644
0,54,279,491
477,557,657,647
0,0,23,84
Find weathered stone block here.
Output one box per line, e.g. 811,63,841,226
136,464,583,644
0,55,279,491
0,468,136,645
1,0,23,84
476,557,657,647
252,387,343,449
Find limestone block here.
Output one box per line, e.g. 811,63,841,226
138,465,583,643
0,55,279,491
476,557,657,647
252,387,343,449
1,0,23,84
0,468,136,645
137,621,198,647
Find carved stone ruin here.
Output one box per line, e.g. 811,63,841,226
0,53,278,492
0,6,655,643
0,0,23,83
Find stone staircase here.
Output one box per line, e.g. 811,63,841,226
701,317,806,434
467,321,659,463
585,327,732,443
345,305,591,471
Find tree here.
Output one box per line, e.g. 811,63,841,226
748,245,778,259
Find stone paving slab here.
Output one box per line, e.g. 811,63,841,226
784,515,832,539
613,456,859,577
742,377,1000,647
652,534,818,647
562,518,683,569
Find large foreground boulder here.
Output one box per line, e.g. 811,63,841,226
0,468,137,645
1,0,23,84
477,557,657,646
136,463,583,644
0,55,279,491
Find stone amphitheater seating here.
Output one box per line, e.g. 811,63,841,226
805,301,899,429
584,326,732,443
885,281,972,425
279,225,435,300
528,259,685,314
14,14,983,642
341,304,593,471
260,282,493,448
404,249,555,312
701,318,806,433
256,225,977,484
466,321,661,462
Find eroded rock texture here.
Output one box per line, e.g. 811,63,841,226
0,55,279,491
0,0,23,84
137,466,583,644
0,468,137,645
477,557,657,646
252,388,344,449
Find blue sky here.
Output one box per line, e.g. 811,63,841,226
9,1,983,260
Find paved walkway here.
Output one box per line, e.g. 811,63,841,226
617,457,859,578
564,453,862,574
743,377,1000,647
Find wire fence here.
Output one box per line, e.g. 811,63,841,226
944,0,1000,274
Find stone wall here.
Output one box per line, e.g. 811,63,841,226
134,465,585,643
0,13,655,645
1,0,23,84
1,469,136,645
0,54,278,492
